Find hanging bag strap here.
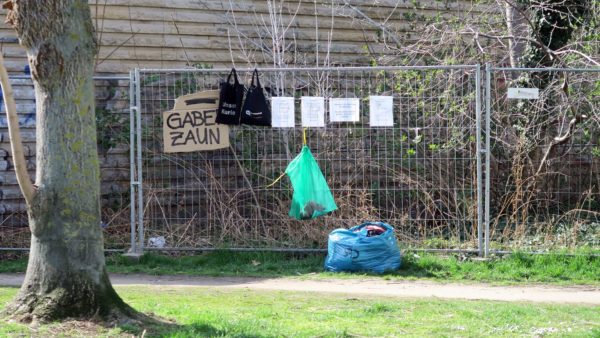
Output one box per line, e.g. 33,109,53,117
251,68,262,88
227,68,240,85
303,128,307,145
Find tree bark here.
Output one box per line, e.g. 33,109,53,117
3,0,135,322
502,2,524,68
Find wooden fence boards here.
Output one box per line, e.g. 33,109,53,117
0,1,490,245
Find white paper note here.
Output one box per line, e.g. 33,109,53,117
507,88,539,99
301,96,325,127
369,96,394,127
271,97,296,128
329,98,360,122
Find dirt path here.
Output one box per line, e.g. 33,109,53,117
1,273,598,305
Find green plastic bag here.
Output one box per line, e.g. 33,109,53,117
285,145,337,220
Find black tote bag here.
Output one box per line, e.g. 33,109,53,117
240,69,271,126
216,68,245,125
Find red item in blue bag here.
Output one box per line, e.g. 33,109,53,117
353,224,386,237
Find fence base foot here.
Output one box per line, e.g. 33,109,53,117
122,251,143,261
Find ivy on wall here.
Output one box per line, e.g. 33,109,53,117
520,0,592,69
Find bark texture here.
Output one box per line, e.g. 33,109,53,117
3,0,134,322
503,2,528,68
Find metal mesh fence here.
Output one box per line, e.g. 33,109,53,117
487,67,600,253
136,66,482,251
4,66,597,254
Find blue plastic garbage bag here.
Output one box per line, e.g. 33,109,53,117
324,222,401,274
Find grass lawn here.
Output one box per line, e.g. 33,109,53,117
3,250,598,285
1,286,599,337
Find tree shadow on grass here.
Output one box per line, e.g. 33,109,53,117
3,251,450,281
0,251,457,284
320,255,449,280
124,318,272,338
0,312,267,338
387,256,449,279
0,287,266,338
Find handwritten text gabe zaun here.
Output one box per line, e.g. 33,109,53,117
166,109,221,146
162,90,230,153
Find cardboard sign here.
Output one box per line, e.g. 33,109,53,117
163,90,230,153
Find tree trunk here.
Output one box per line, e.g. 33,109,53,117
3,0,134,322
504,2,528,68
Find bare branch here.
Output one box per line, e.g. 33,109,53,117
341,0,401,47
171,15,191,66
95,32,137,68
535,114,588,177
0,52,35,204
554,49,600,66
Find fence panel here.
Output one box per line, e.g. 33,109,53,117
137,66,482,251
486,67,600,253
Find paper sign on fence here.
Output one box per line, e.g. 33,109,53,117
162,90,230,153
301,96,325,127
507,88,539,99
329,98,360,122
271,97,296,128
369,96,394,127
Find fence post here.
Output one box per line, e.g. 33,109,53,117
134,68,144,253
475,64,483,257
128,70,137,254
484,63,492,257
